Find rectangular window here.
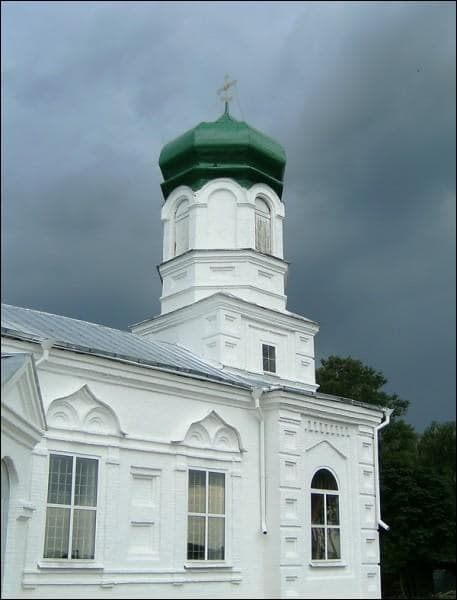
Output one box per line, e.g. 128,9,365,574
187,470,225,561
44,454,98,560
311,492,341,560
262,344,276,373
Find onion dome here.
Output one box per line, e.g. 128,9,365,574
159,109,287,200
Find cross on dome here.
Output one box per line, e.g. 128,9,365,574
217,74,237,114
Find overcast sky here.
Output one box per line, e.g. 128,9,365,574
2,1,455,430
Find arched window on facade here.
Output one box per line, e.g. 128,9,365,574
311,469,341,560
174,199,190,256
255,197,271,254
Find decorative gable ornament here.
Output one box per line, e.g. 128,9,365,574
172,409,245,452
46,384,124,437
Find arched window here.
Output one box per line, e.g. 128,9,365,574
174,199,189,256
255,197,271,254
311,469,341,560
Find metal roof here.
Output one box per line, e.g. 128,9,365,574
1,352,31,386
1,304,384,416
1,304,250,388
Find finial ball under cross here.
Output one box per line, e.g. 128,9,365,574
217,74,237,113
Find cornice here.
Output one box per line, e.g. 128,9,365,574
159,248,289,273
159,283,287,306
135,293,318,336
261,391,384,427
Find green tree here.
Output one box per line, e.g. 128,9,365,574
379,420,456,598
418,421,456,491
316,355,409,417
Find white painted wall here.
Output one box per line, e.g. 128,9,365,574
1,360,46,599
159,179,287,314
134,294,318,390
1,339,384,599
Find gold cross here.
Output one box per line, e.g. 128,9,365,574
217,74,237,113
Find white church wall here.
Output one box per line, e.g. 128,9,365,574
158,179,288,314
1,360,46,599
135,294,317,389
1,338,384,599
161,179,284,260
7,349,269,599
260,395,383,600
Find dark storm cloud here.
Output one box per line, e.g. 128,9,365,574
2,1,455,429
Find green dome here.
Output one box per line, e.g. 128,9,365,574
159,110,286,200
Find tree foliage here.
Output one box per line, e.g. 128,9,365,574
380,420,456,597
316,355,409,417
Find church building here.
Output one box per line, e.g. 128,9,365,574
1,99,390,599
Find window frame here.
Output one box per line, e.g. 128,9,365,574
186,468,226,562
262,343,277,374
174,199,190,256
43,453,99,562
255,196,272,255
310,469,341,563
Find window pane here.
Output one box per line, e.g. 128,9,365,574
311,469,338,490
327,528,341,559
312,527,325,560
72,509,96,559
255,214,271,254
188,470,206,513
208,517,225,560
74,458,98,507
44,507,70,559
311,493,324,525
47,455,73,505
187,515,205,560
255,198,270,215
327,495,340,525
208,473,225,514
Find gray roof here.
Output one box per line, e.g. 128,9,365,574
1,352,32,386
1,303,250,388
1,303,384,416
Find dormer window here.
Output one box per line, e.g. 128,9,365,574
255,198,271,254
262,344,276,373
174,199,189,256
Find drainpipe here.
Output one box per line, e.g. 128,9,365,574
35,338,56,366
374,408,392,531
252,387,268,535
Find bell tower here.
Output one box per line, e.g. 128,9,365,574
132,93,318,390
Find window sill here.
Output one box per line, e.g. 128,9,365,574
309,560,347,569
184,562,233,570
38,561,104,570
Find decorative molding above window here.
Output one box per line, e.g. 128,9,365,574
305,439,347,460
46,385,124,437
172,410,245,453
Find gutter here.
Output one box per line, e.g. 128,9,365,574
35,338,56,366
252,387,268,535
374,408,392,531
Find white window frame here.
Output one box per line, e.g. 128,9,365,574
310,469,341,562
43,453,99,561
262,343,277,373
187,469,226,562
